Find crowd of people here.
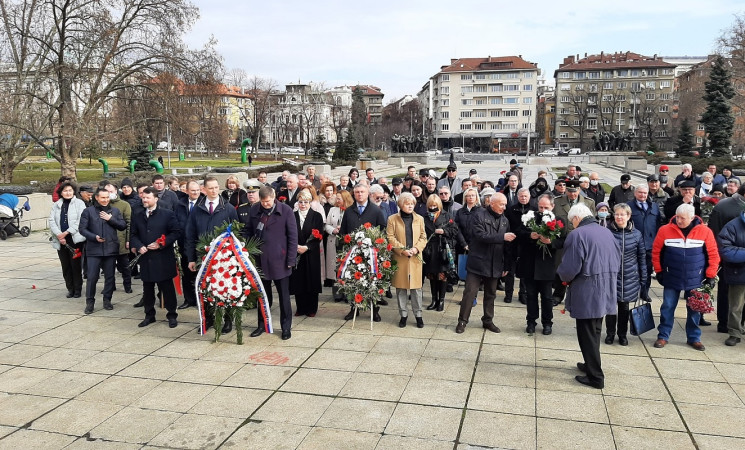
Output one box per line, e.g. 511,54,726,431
48,159,745,389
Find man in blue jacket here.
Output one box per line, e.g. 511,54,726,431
628,184,663,302
79,188,127,314
718,212,745,346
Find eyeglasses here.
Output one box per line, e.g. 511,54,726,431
438,192,449,196
297,200,310,204
447,169,456,172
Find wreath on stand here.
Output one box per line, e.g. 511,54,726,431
196,221,270,344
336,223,396,329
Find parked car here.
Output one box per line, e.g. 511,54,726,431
537,149,559,156
425,149,442,156
449,147,465,153
280,146,305,154
568,148,581,155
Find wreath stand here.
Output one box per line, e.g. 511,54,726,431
350,303,374,331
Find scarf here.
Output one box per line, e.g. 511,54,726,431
298,209,309,228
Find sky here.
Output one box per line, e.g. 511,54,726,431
184,0,743,103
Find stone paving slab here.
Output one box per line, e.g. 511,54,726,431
0,159,742,448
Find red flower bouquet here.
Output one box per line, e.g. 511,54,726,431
521,211,564,257
688,278,716,314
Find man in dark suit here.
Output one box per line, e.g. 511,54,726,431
339,183,387,321
173,180,203,310
186,177,238,334
130,187,181,328
281,174,299,208
628,183,663,302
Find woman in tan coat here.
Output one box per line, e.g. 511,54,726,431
387,192,428,328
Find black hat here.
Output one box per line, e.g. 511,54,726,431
510,159,518,165
447,163,457,170
469,168,478,175
679,180,696,189
419,168,429,177
554,179,567,186
404,175,414,182
647,174,660,182
711,184,725,194
565,180,580,192
79,185,94,193
620,174,631,182
392,177,403,185
121,177,133,188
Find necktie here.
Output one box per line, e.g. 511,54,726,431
146,210,150,219
358,205,364,215
189,201,194,213
209,201,214,215
641,202,647,211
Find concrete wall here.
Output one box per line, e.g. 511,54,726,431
10,193,53,233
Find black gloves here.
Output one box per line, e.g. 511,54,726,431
704,278,716,289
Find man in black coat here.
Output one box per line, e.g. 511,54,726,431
130,187,181,328
608,174,635,209
186,177,239,334
152,174,179,212
173,180,204,310
79,188,127,314
455,193,516,334
339,183,387,321
664,180,701,222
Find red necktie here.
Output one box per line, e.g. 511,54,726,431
209,201,214,215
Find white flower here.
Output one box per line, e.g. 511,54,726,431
541,211,555,222
521,212,534,226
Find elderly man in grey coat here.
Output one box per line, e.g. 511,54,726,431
557,203,621,389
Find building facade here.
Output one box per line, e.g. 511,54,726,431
419,56,539,153
554,52,676,152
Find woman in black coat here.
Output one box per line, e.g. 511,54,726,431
605,203,647,346
410,181,428,218
290,192,324,316
221,176,248,208
422,194,460,312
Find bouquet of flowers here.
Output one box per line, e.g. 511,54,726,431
521,211,564,257
336,223,396,328
700,196,720,224
687,277,717,314
196,222,269,344
297,228,323,266
128,235,166,269
64,243,82,259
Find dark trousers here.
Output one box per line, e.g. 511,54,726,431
502,271,515,298
458,272,498,325
261,277,292,332
552,274,566,300
718,280,730,329
605,302,630,337
295,292,319,316
143,280,177,320
576,318,604,385
57,244,83,295
115,253,132,290
429,277,446,300
180,253,197,306
641,250,653,300
526,279,553,326
86,256,116,303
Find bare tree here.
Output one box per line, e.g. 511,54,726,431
242,76,276,153
564,87,591,151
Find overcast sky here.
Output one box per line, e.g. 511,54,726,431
184,0,743,102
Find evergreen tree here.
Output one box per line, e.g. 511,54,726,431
333,127,358,162
312,134,327,159
701,56,736,157
676,118,695,157
333,133,346,162
128,138,154,172
350,87,368,147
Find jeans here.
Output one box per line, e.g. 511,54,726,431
657,287,701,343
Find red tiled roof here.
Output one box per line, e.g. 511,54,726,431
355,85,384,96
440,56,538,73
556,52,676,74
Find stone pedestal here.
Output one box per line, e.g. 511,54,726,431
625,157,647,171
303,163,331,175
388,157,405,168
392,153,429,164
357,159,378,171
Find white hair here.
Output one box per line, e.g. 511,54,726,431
568,203,594,222
683,163,692,171
635,183,649,192
676,203,695,218
369,184,384,195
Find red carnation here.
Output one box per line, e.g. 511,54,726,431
382,261,391,268
364,222,372,229
449,219,453,223
217,301,225,307
375,238,385,244
354,293,363,303
378,289,384,294
279,196,287,202
219,281,225,287
386,244,392,251
344,234,352,244
353,256,363,264
156,234,166,247
557,220,564,228
376,273,383,279
354,271,362,280
312,229,323,240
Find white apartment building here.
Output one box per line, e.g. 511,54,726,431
419,56,539,152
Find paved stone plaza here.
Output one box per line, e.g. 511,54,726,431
2,160,745,449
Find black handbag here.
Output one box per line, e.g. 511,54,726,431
629,300,656,336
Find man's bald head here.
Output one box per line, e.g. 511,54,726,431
490,192,508,214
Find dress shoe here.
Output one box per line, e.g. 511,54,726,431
73,292,81,298
455,321,466,334
177,302,191,310
576,362,587,373
133,300,144,308
518,295,527,305
168,318,178,328
526,323,536,334
281,330,291,340
294,311,302,317
618,336,629,346
66,290,74,298
542,325,552,335
385,290,393,298
687,341,706,351
373,308,382,322
699,318,712,326
504,296,512,303
343,308,360,320
605,334,615,345
84,302,94,315
725,336,741,346
482,322,501,333
377,299,388,306
222,319,233,334
399,317,407,328
497,281,504,291
437,298,444,312
124,287,133,294
249,327,264,338
138,317,155,327
103,301,113,311
307,313,316,317
426,299,437,310
575,375,603,389
653,338,667,348
415,317,424,328
133,274,141,279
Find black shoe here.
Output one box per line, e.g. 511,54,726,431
133,300,144,308
399,317,407,328
699,318,712,326
73,292,81,298
138,317,155,327
377,299,389,306
426,299,437,310
66,290,74,298
133,274,141,279
575,375,603,389
518,294,527,305
124,287,133,294
437,299,444,312
482,322,501,333
416,317,424,328
168,318,178,328
618,336,628,346
385,290,393,299
344,308,359,320
542,325,552,335
552,297,563,307
504,297,512,303
446,284,454,293
281,330,291,340
250,327,264,338
103,301,113,311
373,308,382,322
177,302,192,310
222,319,233,334
725,336,741,346
605,335,615,345
526,323,536,334
84,302,94,315
577,362,587,373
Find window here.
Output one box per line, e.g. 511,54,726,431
442,99,449,106
441,86,449,94
602,118,612,126
647,69,658,76
523,97,532,104
646,93,656,100
560,83,570,91
440,111,449,119
659,105,669,112
575,72,586,80
560,120,568,126
474,110,486,117
589,72,600,79
490,98,502,104
559,132,569,138
575,84,585,91
460,124,472,130
440,74,449,82
504,85,519,91
602,107,613,114
460,111,472,118
560,96,570,103
522,123,531,129
462,99,474,106
604,71,614,79
491,123,501,130
461,74,472,80
660,93,671,100
631,82,642,91
441,124,449,131
490,110,500,117
660,81,671,88
474,85,487,93
503,110,519,117
616,119,625,125
588,94,598,104
662,68,673,75
560,72,571,79
589,84,598,92
522,110,532,116
603,82,613,90
560,108,569,114
617,82,627,89
523,84,533,91
616,94,626,101
617,70,628,77
696,136,703,144
573,119,581,126
631,69,640,77
523,71,533,78
489,73,501,80
697,124,705,131
219,108,228,115
461,86,473,94
474,73,486,80
474,123,485,130
657,130,668,137
587,119,597,129
646,81,656,89
475,98,487,105
506,72,518,79
504,98,519,104
659,118,669,125
503,123,518,129
490,84,503,92
574,95,584,102
602,94,613,102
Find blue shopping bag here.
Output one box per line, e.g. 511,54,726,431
458,254,468,281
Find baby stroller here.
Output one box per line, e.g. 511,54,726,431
0,193,31,240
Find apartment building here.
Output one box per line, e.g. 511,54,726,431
419,56,539,153
554,52,676,152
